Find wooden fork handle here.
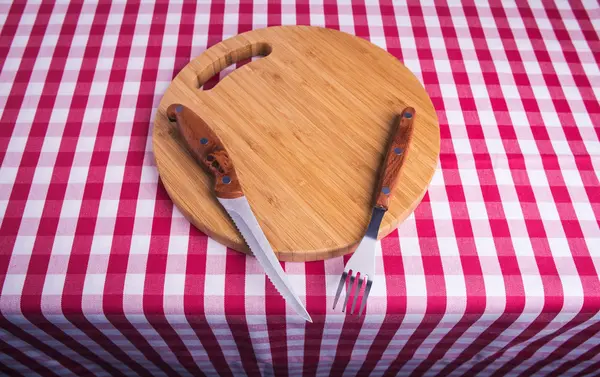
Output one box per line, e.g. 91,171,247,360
166,103,244,199
374,107,416,210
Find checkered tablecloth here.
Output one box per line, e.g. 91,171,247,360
1,0,599,376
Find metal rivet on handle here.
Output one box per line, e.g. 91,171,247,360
222,176,231,184
404,112,412,119
394,147,403,155
200,138,208,145
176,105,183,113
382,187,390,195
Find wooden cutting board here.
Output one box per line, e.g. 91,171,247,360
153,26,439,262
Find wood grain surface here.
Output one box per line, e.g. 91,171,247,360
153,26,440,262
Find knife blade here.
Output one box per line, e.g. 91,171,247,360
166,103,312,322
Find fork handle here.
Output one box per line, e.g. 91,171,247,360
374,107,416,210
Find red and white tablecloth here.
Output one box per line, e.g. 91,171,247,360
1,1,599,376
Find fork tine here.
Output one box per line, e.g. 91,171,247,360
341,274,355,313
350,275,364,314
358,279,372,316
333,271,347,310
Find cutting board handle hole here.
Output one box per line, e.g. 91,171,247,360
198,42,272,90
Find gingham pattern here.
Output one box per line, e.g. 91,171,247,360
1,0,599,376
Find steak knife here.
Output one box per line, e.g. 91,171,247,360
167,103,312,322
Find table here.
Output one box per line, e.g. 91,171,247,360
1,1,598,376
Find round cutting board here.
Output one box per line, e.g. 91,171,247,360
153,26,439,262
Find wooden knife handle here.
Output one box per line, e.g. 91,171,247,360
166,103,244,199
375,107,416,210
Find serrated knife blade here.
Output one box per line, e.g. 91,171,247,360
218,196,312,322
